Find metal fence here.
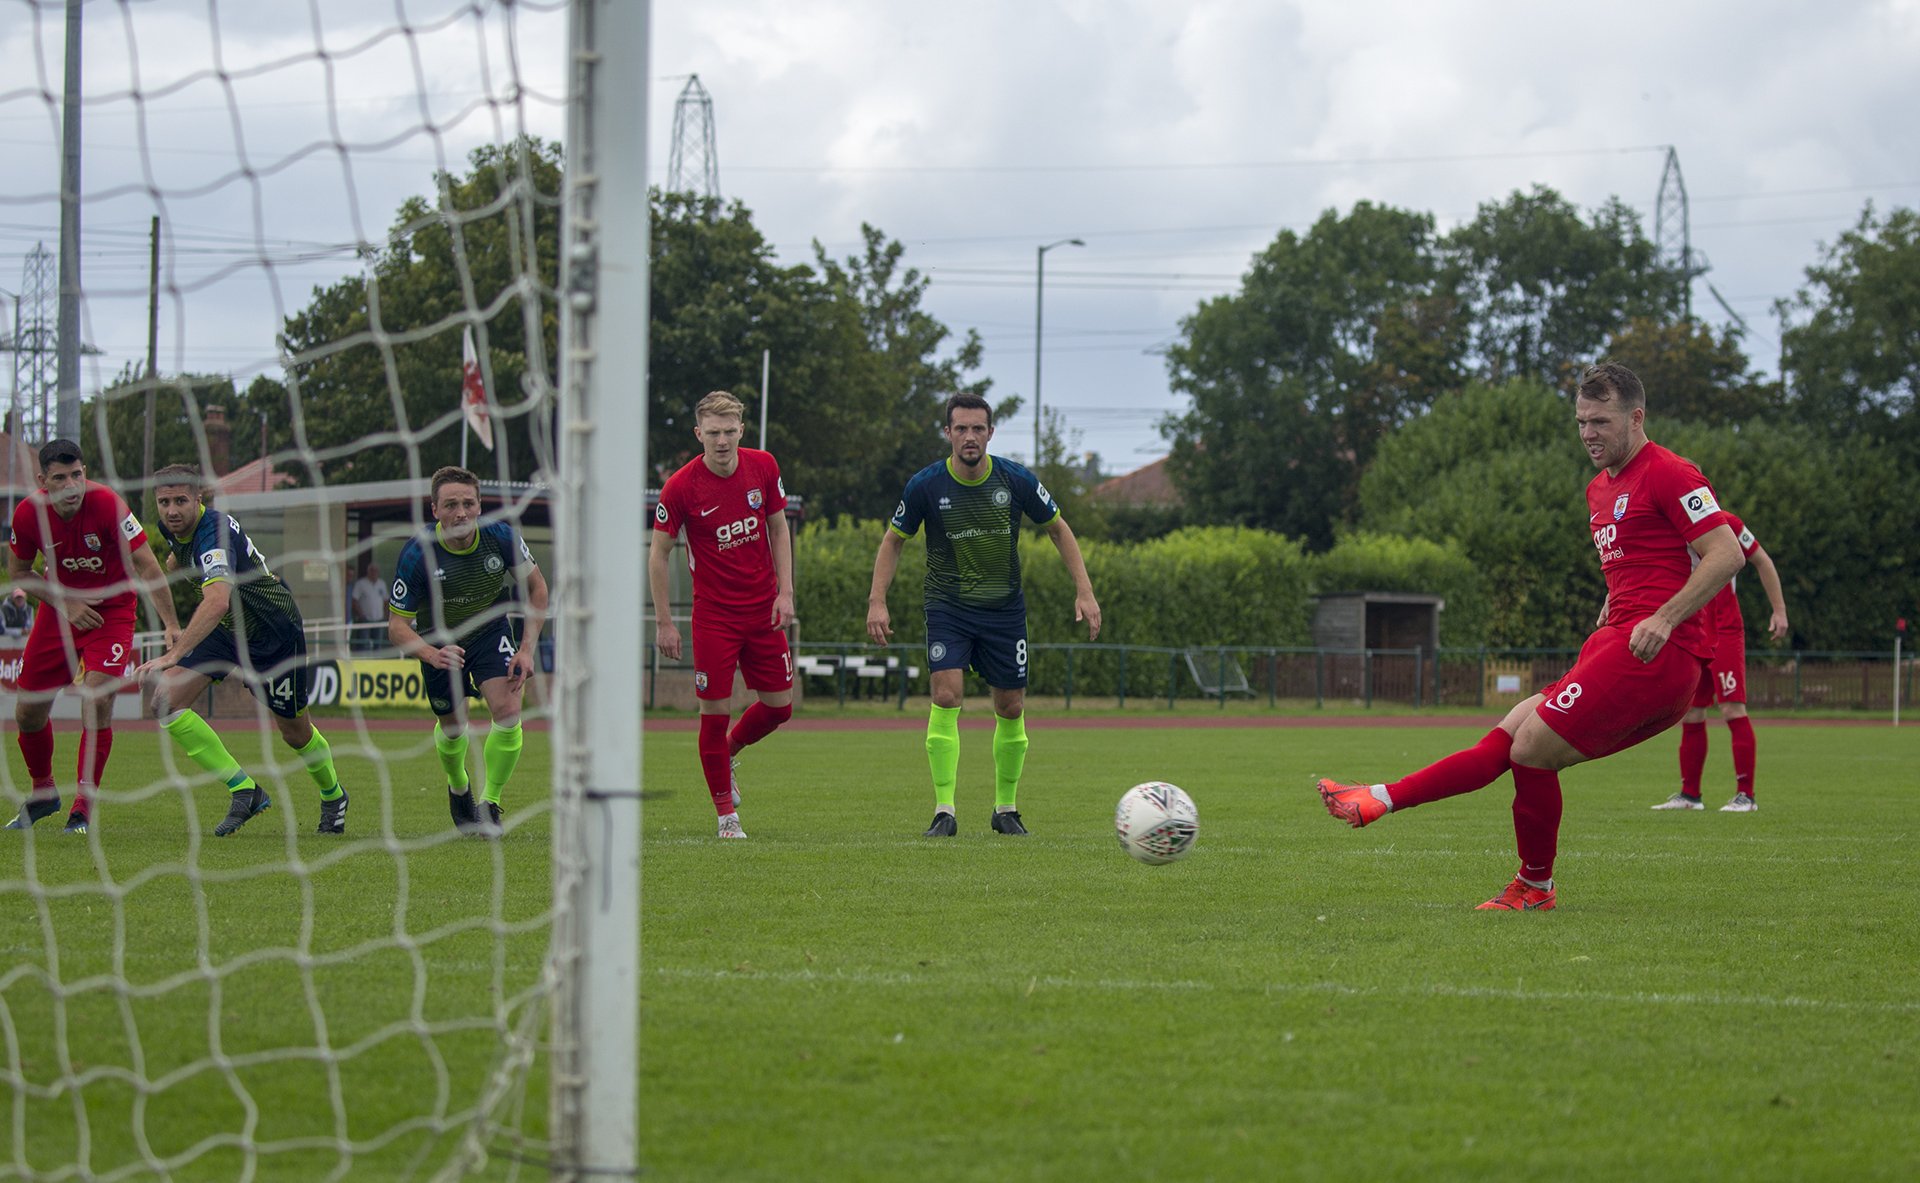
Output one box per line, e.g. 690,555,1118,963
714,641,1917,713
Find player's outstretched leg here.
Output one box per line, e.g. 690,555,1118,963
1319,726,1515,828
435,719,487,835
697,712,745,837
160,709,271,837
923,704,960,836
1723,715,1757,811
6,710,60,830
989,712,1029,836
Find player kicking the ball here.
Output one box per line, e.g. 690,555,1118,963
868,392,1101,838
1652,510,1788,813
650,392,795,839
388,467,548,836
138,465,348,836
1318,363,1743,909
6,440,178,834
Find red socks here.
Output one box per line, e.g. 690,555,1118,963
75,728,111,813
728,701,791,757
1387,727,1513,811
698,713,734,817
1510,763,1562,885
17,725,54,788
1678,721,1707,798
1727,716,1756,797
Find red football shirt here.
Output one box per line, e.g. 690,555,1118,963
1696,512,1761,637
654,448,788,613
1587,442,1732,660
9,482,148,610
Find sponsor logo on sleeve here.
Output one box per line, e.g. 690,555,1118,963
1680,485,1721,523
776,477,786,499
119,513,141,540
1035,481,1054,505
654,501,670,525
201,547,231,576
391,578,408,602
1737,526,1756,549
1612,494,1629,521
893,500,907,522
518,536,535,564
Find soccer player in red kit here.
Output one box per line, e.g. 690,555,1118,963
5,439,178,833
1317,364,1745,909
1652,511,1789,813
649,391,795,838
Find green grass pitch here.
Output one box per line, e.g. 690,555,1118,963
3,721,1916,1180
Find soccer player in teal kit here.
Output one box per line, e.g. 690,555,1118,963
867,393,1101,837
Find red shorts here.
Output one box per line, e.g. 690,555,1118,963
690,607,792,701
1535,625,1708,760
1692,629,1747,707
17,600,138,693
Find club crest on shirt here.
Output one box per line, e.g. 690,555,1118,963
82,532,101,552
1612,494,1629,521
992,489,1011,507
746,487,764,511
484,554,504,573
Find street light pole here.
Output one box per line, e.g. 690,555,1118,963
1034,237,1084,465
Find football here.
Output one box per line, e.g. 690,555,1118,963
1114,782,1200,865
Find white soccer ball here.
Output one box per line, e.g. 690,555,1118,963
1114,782,1199,865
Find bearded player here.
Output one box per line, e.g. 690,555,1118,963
5,439,178,834
1651,511,1789,813
1318,363,1743,910
137,465,349,836
867,392,1101,838
650,391,795,839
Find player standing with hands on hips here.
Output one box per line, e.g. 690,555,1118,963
1319,363,1744,909
868,392,1101,838
6,439,178,834
651,391,796,839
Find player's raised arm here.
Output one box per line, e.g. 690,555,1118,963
1043,515,1101,640
867,530,905,646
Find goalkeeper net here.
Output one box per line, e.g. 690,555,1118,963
0,2,642,1178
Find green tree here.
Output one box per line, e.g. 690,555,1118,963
83,366,263,489
1779,203,1920,451
267,139,562,485
1162,201,1466,550
1594,317,1773,424
1446,186,1684,386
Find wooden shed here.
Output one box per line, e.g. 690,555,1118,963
1311,592,1445,660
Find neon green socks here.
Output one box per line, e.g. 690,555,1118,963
295,728,343,801
992,714,1028,812
925,705,960,810
161,710,256,794
435,721,471,791
481,721,523,806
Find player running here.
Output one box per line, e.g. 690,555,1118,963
5,439,177,834
1652,511,1789,813
650,391,795,839
137,464,349,836
388,467,548,836
1318,363,1743,909
867,392,1102,838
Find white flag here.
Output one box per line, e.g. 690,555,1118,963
461,325,494,452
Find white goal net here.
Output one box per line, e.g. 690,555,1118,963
0,2,642,1178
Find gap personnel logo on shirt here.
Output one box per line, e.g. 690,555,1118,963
82,532,101,552
1680,485,1721,523
1612,494,1629,521
747,487,763,510
992,489,1010,507
484,554,504,573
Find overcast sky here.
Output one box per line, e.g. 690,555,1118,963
2,0,1916,475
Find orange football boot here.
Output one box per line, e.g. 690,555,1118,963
1318,778,1388,828
1475,877,1555,911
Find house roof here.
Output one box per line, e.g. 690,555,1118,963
1087,455,1183,507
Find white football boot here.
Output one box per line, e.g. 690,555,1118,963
1719,792,1758,813
717,814,747,838
1651,792,1705,810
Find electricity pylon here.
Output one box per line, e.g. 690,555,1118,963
667,75,720,200
1655,146,1711,320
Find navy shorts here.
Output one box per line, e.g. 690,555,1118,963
179,616,309,719
425,615,523,716
925,603,1028,690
